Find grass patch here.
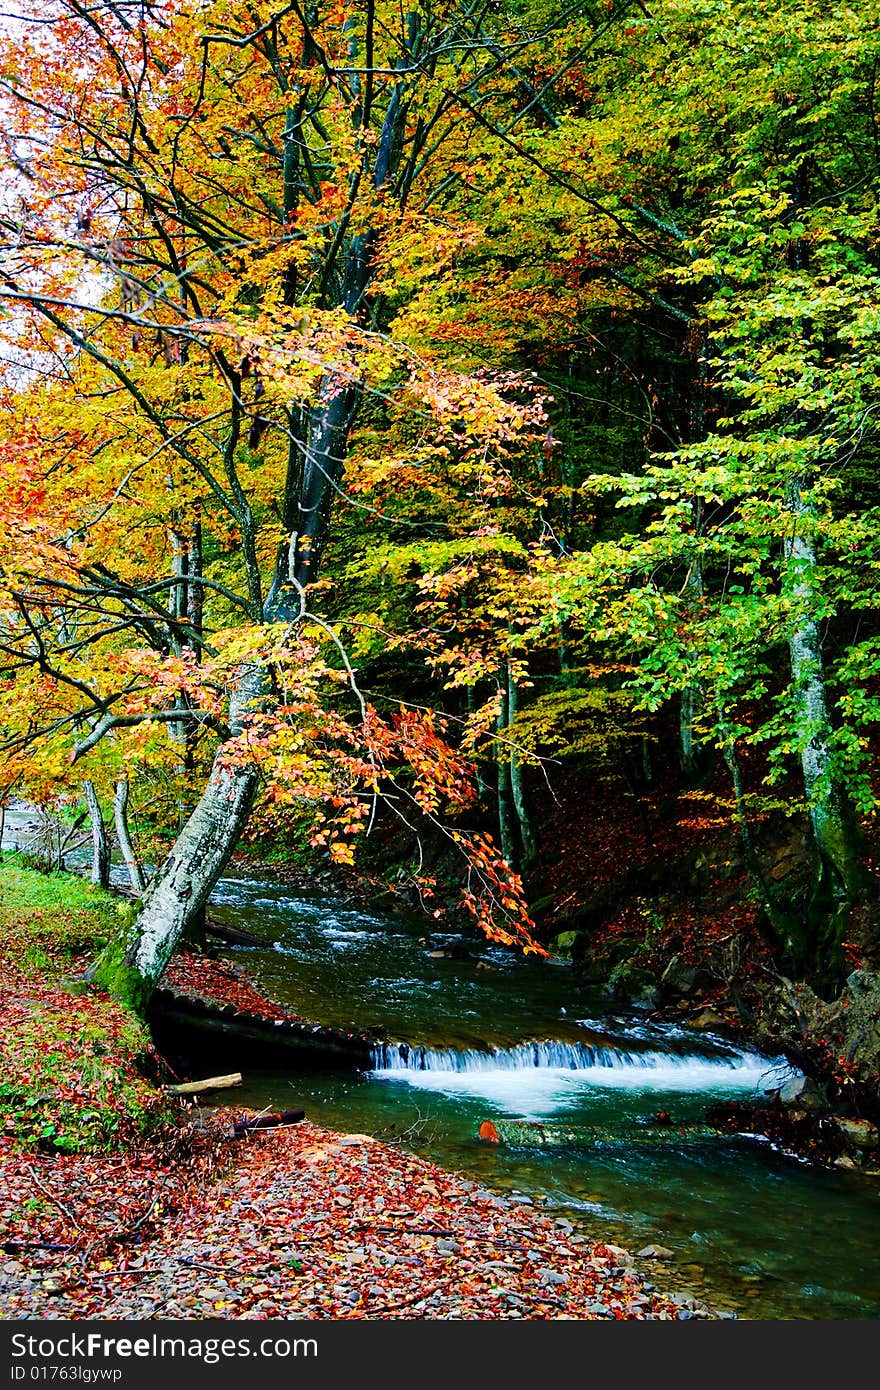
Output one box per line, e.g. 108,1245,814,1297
0,856,171,1154
0,855,125,970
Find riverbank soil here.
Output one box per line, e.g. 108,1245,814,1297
0,860,691,1321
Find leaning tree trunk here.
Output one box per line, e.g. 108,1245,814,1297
82,781,110,889
89,667,264,1014
84,37,414,1017
113,778,145,895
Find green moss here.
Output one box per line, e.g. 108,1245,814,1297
89,939,154,1018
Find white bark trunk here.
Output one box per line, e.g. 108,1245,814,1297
495,681,518,870
113,778,146,895
128,759,257,982
507,666,537,868
83,780,110,889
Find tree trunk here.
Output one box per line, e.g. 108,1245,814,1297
113,779,145,896
465,686,489,799
496,681,518,870
186,521,203,660
289,380,360,594
88,64,416,1013
784,480,870,903
680,679,702,782
89,666,264,1013
680,333,711,783
720,736,797,953
82,781,110,889
680,528,707,782
507,665,537,870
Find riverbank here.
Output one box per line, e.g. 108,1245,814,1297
1,1117,697,1320
0,858,699,1321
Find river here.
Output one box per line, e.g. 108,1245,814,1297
203,874,880,1320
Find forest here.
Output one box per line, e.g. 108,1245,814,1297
1,0,879,1324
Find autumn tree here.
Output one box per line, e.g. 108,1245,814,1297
0,0,593,1007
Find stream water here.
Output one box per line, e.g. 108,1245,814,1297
203,875,880,1321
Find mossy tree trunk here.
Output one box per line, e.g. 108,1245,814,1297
782,480,874,983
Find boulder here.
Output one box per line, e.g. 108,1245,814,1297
833,1117,879,1152
776,1074,828,1111
606,960,659,1008
552,930,579,957
659,955,704,999
754,970,880,1108
688,1009,727,1031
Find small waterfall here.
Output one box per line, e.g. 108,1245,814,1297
370,1038,788,1094
373,1040,646,1071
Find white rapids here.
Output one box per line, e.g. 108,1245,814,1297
369,1038,791,1117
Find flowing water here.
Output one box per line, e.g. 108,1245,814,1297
201,875,880,1321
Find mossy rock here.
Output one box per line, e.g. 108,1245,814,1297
551,930,581,957
606,959,660,1008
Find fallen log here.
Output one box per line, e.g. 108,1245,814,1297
166,1072,242,1095
150,988,375,1068
204,920,273,948
477,1118,721,1147
233,1108,305,1138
